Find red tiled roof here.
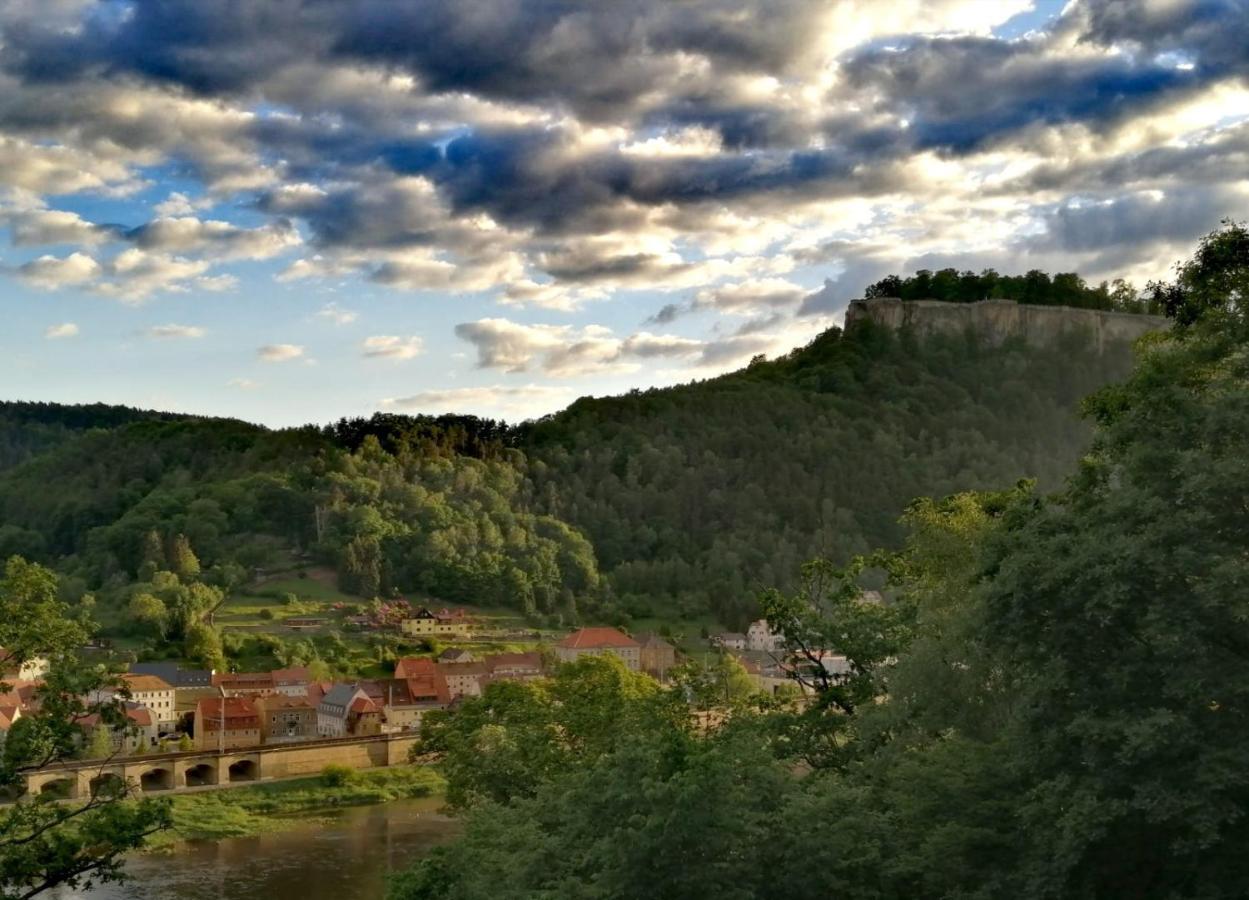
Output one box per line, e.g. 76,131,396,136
486,651,542,671
0,706,21,729
557,627,639,650
196,695,259,730
350,696,379,714
270,667,311,685
394,656,438,679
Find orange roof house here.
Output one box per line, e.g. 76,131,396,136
554,627,641,670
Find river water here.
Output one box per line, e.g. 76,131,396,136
51,797,459,900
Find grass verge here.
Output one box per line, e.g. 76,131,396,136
145,766,445,850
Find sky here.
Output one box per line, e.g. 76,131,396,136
0,0,1246,427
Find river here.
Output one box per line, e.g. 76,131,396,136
50,797,459,900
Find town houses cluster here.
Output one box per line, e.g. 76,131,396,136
0,616,807,760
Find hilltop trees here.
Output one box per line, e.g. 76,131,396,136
863,266,1162,312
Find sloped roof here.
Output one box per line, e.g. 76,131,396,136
395,656,439,679
486,651,543,673
557,627,639,650
122,673,174,692
633,632,672,650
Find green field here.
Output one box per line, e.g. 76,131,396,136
146,766,446,850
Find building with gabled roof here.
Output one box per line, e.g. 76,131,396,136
635,632,677,679
254,694,317,744
400,606,471,638
195,696,260,750
555,627,641,670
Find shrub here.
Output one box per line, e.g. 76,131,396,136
321,764,355,787
259,608,275,620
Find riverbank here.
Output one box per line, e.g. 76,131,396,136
145,765,446,851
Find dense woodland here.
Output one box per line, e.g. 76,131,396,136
0,267,1153,636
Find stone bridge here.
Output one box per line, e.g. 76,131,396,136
20,732,420,801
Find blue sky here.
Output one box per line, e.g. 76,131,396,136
1,0,1246,426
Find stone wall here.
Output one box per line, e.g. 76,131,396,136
844,298,1168,352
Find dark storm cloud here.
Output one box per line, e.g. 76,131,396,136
1032,187,1238,253
842,34,1204,153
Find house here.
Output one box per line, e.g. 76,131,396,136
195,696,261,750
115,674,177,732
437,648,475,664
361,677,449,731
394,656,436,680
555,627,641,671
746,620,785,653
400,607,471,638
0,648,49,682
79,703,158,752
317,684,383,737
635,633,677,679
213,671,276,697
485,651,544,682
440,662,488,699
712,632,747,651
271,667,312,697
254,694,317,744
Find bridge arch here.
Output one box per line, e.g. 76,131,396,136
183,762,217,787
89,772,126,798
227,759,257,782
38,776,77,800
138,767,174,792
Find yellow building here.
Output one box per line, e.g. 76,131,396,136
400,607,471,638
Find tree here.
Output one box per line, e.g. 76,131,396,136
183,622,225,671
166,533,200,580
127,592,167,638
757,557,914,767
1149,218,1249,326
1,557,171,900
415,654,676,810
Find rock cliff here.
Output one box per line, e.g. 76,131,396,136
844,297,1168,352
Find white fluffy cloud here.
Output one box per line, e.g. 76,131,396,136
256,343,305,362
142,323,207,339
43,322,78,339
361,335,424,359
18,252,101,289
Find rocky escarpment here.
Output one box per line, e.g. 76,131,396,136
845,298,1169,352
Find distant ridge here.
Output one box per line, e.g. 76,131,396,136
845,297,1169,352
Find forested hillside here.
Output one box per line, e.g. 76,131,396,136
523,319,1140,623
0,400,190,472
0,306,1153,630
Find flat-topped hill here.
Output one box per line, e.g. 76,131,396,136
845,298,1169,352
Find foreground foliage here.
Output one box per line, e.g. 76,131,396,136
393,227,1249,898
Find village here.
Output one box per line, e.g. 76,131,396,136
0,604,833,786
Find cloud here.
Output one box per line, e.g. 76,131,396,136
361,334,423,359
315,302,358,325
123,216,301,260
227,377,260,390
454,316,703,376
257,343,305,362
142,323,206,339
18,252,100,289
381,384,577,419
43,321,77,339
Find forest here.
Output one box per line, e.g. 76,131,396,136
0,264,1158,651
381,225,1249,899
